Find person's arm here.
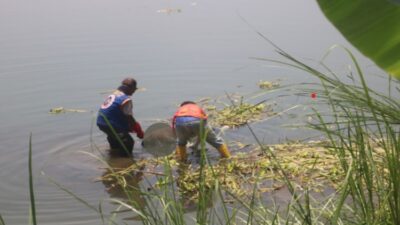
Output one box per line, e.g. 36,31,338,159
171,116,177,137
171,115,176,129
130,116,144,139
127,115,136,130
121,99,144,139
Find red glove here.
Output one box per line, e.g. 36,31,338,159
132,122,144,139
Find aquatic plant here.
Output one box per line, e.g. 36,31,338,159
255,43,400,224
28,134,37,225
258,80,280,90
200,95,275,128
111,141,348,202
48,107,87,114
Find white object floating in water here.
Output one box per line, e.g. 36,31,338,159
156,8,182,14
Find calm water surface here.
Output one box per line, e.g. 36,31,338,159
0,0,381,224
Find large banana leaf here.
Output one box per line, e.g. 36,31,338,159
316,0,400,78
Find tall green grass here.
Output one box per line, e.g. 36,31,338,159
254,44,400,224
29,134,37,225
0,215,4,225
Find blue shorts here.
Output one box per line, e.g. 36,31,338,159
175,116,201,126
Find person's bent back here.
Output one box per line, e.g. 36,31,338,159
97,78,144,156
172,101,231,161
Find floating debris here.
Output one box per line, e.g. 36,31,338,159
194,94,276,128
310,92,317,99
156,8,182,14
206,102,274,128
174,141,345,201
97,141,347,204
258,80,280,89
49,107,87,114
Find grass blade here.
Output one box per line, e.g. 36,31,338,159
0,214,5,225
28,133,37,225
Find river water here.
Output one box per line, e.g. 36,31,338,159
0,0,384,224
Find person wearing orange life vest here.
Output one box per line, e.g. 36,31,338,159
172,101,231,161
97,78,144,157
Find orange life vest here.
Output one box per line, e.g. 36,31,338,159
172,104,207,127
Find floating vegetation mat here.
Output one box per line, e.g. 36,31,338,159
207,102,273,128
171,141,345,202
198,94,276,128
96,141,349,203
258,80,280,90
49,107,87,114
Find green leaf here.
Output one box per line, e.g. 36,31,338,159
28,134,37,225
316,0,400,78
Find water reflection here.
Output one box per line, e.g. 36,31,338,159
101,155,146,219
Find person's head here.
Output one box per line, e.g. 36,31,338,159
180,101,196,107
118,77,138,95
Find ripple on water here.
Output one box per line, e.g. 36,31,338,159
0,132,136,224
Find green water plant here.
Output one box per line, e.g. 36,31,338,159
29,134,37,225
256,42,400,224
258,80,280,90
200,96,274,128
48,107,87,114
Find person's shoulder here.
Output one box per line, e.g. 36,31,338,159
114,90,131,99
113,90,123,96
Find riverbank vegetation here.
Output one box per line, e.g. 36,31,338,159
9,48,398,225
89,47,400,224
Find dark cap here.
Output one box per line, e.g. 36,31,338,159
180,101,196,106
121,78,137,89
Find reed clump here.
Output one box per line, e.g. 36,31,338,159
254,44,400,224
